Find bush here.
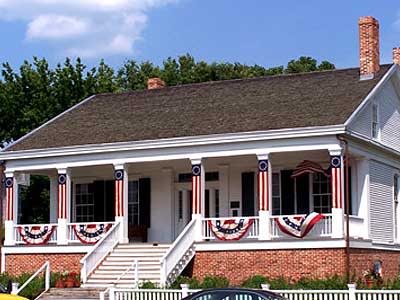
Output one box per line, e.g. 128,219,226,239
140,281,158,289
169,276,201,289
201,276,229,288
241,275,268,288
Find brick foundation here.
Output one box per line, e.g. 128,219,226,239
191,248,400,285
5,253,84,276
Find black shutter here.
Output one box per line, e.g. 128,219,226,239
139,178,151,228
242,172,255,216
296,175,310,214
93,181,104,222
281,170,295,215
105,180,115,222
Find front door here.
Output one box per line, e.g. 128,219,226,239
128,178,151,242
174,189,192,238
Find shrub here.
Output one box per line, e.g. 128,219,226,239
140,281,158,289
241,275,268,288
200,276,229,289
169,276,201,289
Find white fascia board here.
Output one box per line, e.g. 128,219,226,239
1,245,92,254
2,95,97,152
0,124,346,161
345,64,398,126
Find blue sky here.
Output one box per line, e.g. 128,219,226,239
0,0,399,70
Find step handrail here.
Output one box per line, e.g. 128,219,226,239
12,261,50,295
114,259,139,287
80,222,121,283
160,218,197,285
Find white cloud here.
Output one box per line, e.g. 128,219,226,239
0,0,178,58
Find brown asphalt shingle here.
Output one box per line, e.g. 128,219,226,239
5,65,392,152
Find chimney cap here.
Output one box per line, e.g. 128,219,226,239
393,48,400,65
147,77,166,90
358,16,379,26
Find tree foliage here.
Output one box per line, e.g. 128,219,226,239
0,54,335,146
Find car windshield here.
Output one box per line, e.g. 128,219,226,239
190,291,285,300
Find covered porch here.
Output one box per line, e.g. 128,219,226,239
3,145,367,247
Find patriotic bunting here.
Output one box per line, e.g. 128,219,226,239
208,218,254,240
73,223,112,244
291,160,329,178
330,156,343,209
275,212,324,238
18,225,56,245
114,169,124,217
258,160,269,211
192,164,201,214
5,177,14,221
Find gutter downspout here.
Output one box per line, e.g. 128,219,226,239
338,135,350,283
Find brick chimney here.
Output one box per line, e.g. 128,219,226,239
393,48,400,65
147,77,166,89
359,16,380,80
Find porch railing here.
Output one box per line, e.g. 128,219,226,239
202,216,259,240
270,214,332,239
14,224,58,245
80,222,120,283
67,221,115,243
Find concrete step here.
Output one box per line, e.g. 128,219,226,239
37,288,103,300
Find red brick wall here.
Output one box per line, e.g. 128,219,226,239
5,253,84,276
192,248,400,285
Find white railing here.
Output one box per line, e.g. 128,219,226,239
202,216,259,240
14,224,58,245
105,285,400,300
80,222,120,283
68,221,115,243
270,214,332,239
160,219,197,285
12,261,50,297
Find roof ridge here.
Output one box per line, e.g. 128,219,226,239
97,64,393,97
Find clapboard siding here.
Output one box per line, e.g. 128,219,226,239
379,82,400,151
369,161,394,243
349,102,372,138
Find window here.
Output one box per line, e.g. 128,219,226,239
272,173,281,215
372,103,379,139
215,189,220,217
178,191,183,220
128,181,139,225
75,183,94,222
312,173,331,213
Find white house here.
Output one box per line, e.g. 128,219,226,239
1,16,400,286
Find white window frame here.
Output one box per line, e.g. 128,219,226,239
74,183,95,222
310,172,332,214
128,180,140,226
271,172,281,215
372,103,380,140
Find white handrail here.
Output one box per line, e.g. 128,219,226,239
12,261,50,295
115,259,138,287
80,222,120,283
160,219,197,285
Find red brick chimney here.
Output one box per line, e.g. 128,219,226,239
359,16,380,80
393,48,400,65
147,77,166,89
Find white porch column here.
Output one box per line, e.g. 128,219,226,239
329,151,345,239
57,168,71,245
114,164,129,244
191,158,205,241
4,171,16,246
257,154,271,240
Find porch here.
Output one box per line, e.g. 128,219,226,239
3,148,365,247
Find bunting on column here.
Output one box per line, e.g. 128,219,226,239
115,169,124,217
192,164,201,214
5,177,14,221
58,174,67,219
258,160,269,211
330,156,343,209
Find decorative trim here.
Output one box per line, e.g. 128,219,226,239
114,169,124,217
330,156,343,209
5,177,14,221
258,160,269,211
192,164,201,214
58,173,67,219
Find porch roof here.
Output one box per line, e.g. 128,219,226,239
5,64,392,152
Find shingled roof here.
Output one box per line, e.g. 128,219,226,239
5,64,392,152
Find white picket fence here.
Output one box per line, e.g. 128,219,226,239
104,285,400,300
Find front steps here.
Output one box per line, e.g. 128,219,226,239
84,243,171,288
37,288,103,300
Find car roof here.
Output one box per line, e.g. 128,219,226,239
188,288,283,298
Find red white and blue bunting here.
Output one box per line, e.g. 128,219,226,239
291,160,329,178
275,212,324,238
18,225,56,245
73,223,112,244
208,218,254,241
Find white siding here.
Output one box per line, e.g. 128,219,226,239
349,102,372,138
369,160,394,243
379,81,400,151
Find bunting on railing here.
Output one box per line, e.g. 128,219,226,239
208,218,254,241
276,212,324,238
18,225,56,245
73,223,112,244
291,160,329,178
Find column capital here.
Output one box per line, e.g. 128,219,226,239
189,157,203,165
4,171,14,178
328,149,343,157
113,163,127,170
256,153,270,161
57,168,70,175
